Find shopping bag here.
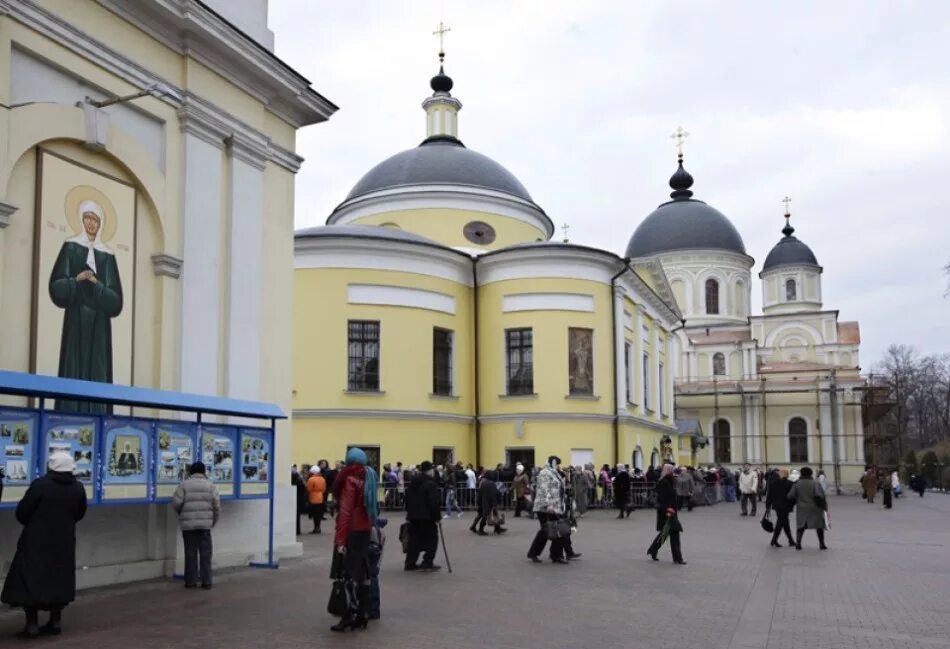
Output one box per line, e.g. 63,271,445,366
327,579,347,616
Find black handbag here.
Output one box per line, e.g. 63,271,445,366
327,579,347,616
544,517,572,540
760,510,775,533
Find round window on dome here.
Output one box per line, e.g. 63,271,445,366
463,221,496,245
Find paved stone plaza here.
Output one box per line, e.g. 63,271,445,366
1,494,948,649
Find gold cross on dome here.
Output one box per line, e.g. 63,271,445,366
561,223,570,242
433,21,451,61
782,195,792,215
670,126,690,158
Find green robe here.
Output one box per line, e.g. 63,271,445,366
48,241,123,414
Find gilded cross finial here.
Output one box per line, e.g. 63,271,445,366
782,195,792,216
561,223,570,243
433,21,451,62
670,126,690,159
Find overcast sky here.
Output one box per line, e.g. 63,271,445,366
269,1,950,367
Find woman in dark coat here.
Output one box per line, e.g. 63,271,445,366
787,466,827,550
765,469,795,547
469,471,506,535
1,452,87,638
647,464,686,564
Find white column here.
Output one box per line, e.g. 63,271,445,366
689,348,698,381
613,287,627,416
652,328,661,414
836,392,847,462
664,331,673,416
635,306,645,410
854,391,865,464
224,134,267,401
749,395,758,462
819,382,834,463
178,106,226,396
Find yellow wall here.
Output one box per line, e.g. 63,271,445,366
480,420,613,468
351,208,546,250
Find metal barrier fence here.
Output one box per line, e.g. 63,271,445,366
375,482,729,512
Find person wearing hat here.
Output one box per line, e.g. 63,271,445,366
765,469,796,548
306,465,327,534
404,461,442,571
1,451,87,638
527,456,578,564
172,461,221,589
786,466,828,550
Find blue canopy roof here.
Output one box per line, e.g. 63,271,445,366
0,371,285,420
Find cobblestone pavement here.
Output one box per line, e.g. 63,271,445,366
2,493,948,649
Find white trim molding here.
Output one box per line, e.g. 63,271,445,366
502,292,594,313
0,200,18,228
293,409,474,423
151,253,183,279
348,284,457,315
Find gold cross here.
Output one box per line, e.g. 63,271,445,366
433,21,451,61
561,223,570,242
782,195,792,215
670,126,690,158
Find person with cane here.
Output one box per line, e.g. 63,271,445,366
647,464,687,565
403,461,442,571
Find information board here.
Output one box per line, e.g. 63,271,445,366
43,414,98,500
201,425,236,498
0,410,38,504
102,418,151,501
239,429,271,496
155,421,197,499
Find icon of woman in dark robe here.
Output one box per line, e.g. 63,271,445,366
48,200,123,413
117,441,138,473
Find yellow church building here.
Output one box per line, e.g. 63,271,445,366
293,58,684,473
293,53,868,491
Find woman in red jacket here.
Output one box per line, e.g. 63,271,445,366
330,447,378,632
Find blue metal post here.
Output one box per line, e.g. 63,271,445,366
249,418,278,569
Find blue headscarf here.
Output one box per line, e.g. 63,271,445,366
346,447,378,520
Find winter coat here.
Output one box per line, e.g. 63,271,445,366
173,473,220,531
334,465,372,547
1,471,87,609
654,475,679,532
405,473,441,522
532,466,565,514
765,477,794,513
787,477,826,530
477,479,500,515
613,471,631,503
861,471,878,497
738,470,758,494
512,473,530,498
292,472,308,513
675,472,694,497
307,474,326,505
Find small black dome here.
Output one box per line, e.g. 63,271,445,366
625,158,746,258
761,219,819,271
430,65,453,93
340,137,535,203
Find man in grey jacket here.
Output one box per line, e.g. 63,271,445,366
172,462,220,589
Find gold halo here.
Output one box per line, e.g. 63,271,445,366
64,185,118,243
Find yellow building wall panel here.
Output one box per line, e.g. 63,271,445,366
480,420,613,469
352,208,546,250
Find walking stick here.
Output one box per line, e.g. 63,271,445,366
437,520,453,573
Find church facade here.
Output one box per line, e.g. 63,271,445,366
293,57,866,489
0,0,334,585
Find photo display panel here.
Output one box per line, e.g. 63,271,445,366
155,421,197,499
0,409,38,504
239,428,271,496
43,414,98,501
102,418,151,501
201,425,236,497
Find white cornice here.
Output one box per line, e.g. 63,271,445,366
0,200,18,228
227,132,269,171
618,414,679,434
293,409,474,423
151,253,183,279
4,0,315,174
328,185,554,238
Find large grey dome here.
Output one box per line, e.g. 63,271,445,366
625,159,747,259
761,221,819,271
343,137,534,203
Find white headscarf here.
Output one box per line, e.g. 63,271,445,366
49,451,76,474
309,466,321,475
68,200,114,272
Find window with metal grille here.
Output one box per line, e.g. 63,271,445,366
789,417,808,463
624,341,632,403
432,328,453,395
659,362,666,415
505,328,534,395
785,279,797,301
705,278,720,314
642,353,650,408
714,419,731,463
347,320,380,391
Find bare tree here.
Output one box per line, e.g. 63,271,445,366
874,346,950,451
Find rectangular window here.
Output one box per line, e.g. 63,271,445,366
432,328,453,395
505,328,534,395
568,327,594,395
624,342,632,403
659,362,666,415
347,320,380,391
642,353,650,409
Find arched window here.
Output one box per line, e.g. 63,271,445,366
713,352,726,376
632,447,644,470
713,419,731,464
785,279,797,301
705,279,720,314
789,417,808,463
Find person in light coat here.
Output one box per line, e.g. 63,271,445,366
738,463,758,516
787,466,827,550
172,461,221,589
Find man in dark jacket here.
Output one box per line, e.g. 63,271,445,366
404,461,442,571
614,464,631,518
1,451,87,638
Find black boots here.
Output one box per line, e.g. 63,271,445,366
19,608,39,639
817,529,828,550
795,529,804,550
330,584,369,632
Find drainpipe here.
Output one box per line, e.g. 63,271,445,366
472,258,481,466
610,261,628,465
